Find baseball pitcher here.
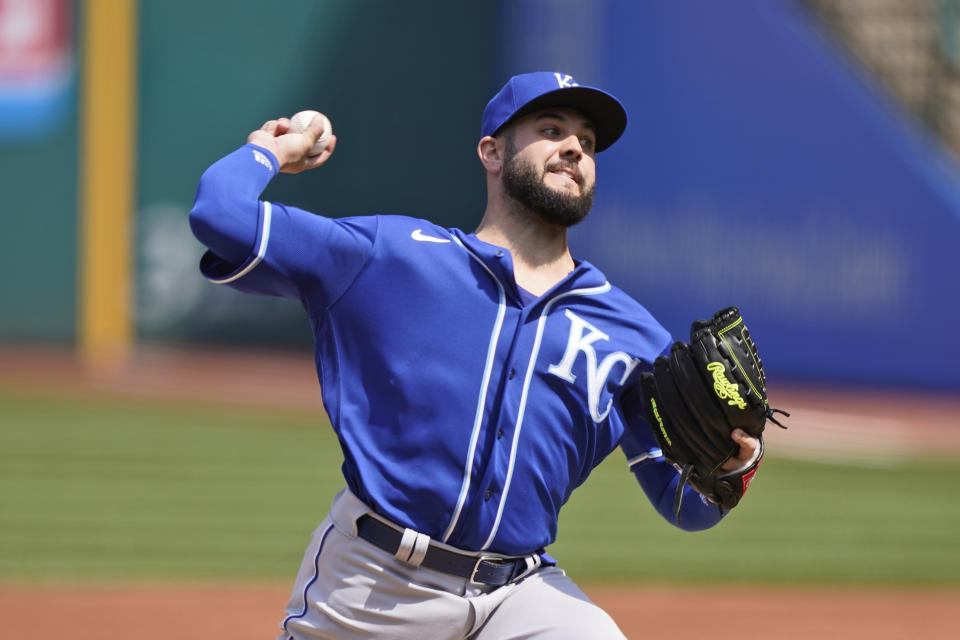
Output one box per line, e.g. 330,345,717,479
189,71,786,639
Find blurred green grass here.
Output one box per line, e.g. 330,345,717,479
2,388,958,585
554,452,960,585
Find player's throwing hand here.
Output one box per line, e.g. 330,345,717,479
246,115,337,174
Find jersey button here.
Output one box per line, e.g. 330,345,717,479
484,490,493,501
497,429,504,440
495,250,504,258
508,368,516,379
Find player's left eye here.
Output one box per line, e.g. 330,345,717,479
579,137,595,151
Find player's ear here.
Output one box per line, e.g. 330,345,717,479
478,135,503,173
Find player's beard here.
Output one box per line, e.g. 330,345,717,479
501,140,595,228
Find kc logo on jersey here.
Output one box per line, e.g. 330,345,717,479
548,310,639,423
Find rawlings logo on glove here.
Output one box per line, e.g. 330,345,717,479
707,362,746,409
621,307,789,518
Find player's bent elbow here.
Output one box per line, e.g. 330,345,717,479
664,496,726,532
189,177,258,248
673,515,723,533
188,197,220,246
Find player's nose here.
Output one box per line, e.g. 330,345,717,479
558,134,584,160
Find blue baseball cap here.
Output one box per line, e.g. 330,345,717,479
481,72,627,152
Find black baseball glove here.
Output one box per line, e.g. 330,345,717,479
621,307,788,516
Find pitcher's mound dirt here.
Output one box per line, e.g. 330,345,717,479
0,583,957,639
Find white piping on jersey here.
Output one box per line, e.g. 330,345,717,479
626,449,663,468
208,200,273,284
481,281,612,551
441,236,507,543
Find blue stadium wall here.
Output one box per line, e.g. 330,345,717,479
497,0,960,389
4,0,959,391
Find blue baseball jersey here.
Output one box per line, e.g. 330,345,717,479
189,144,725,556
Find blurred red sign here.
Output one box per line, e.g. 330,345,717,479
0,0,74,139
0,0,72,81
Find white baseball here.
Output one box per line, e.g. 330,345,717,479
289,110,333,156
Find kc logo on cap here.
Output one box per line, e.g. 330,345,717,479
480,71,627,152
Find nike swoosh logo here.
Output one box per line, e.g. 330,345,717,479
411,229,451,244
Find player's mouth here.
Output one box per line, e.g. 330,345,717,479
546,163,581,186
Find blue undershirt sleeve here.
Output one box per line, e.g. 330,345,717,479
619,420,726,531
190,144,278,266
189,143,376,306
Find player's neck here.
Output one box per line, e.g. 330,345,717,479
474,203,576,297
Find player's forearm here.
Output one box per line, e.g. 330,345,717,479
629,459,726,531
620,408,722,530
189,144,279,263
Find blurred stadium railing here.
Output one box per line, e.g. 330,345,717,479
801,0,960,158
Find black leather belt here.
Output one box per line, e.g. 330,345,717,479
356,514,534,586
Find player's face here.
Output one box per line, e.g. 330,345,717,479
501,108,597,228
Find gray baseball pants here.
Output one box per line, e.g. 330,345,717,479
277,488,627,639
